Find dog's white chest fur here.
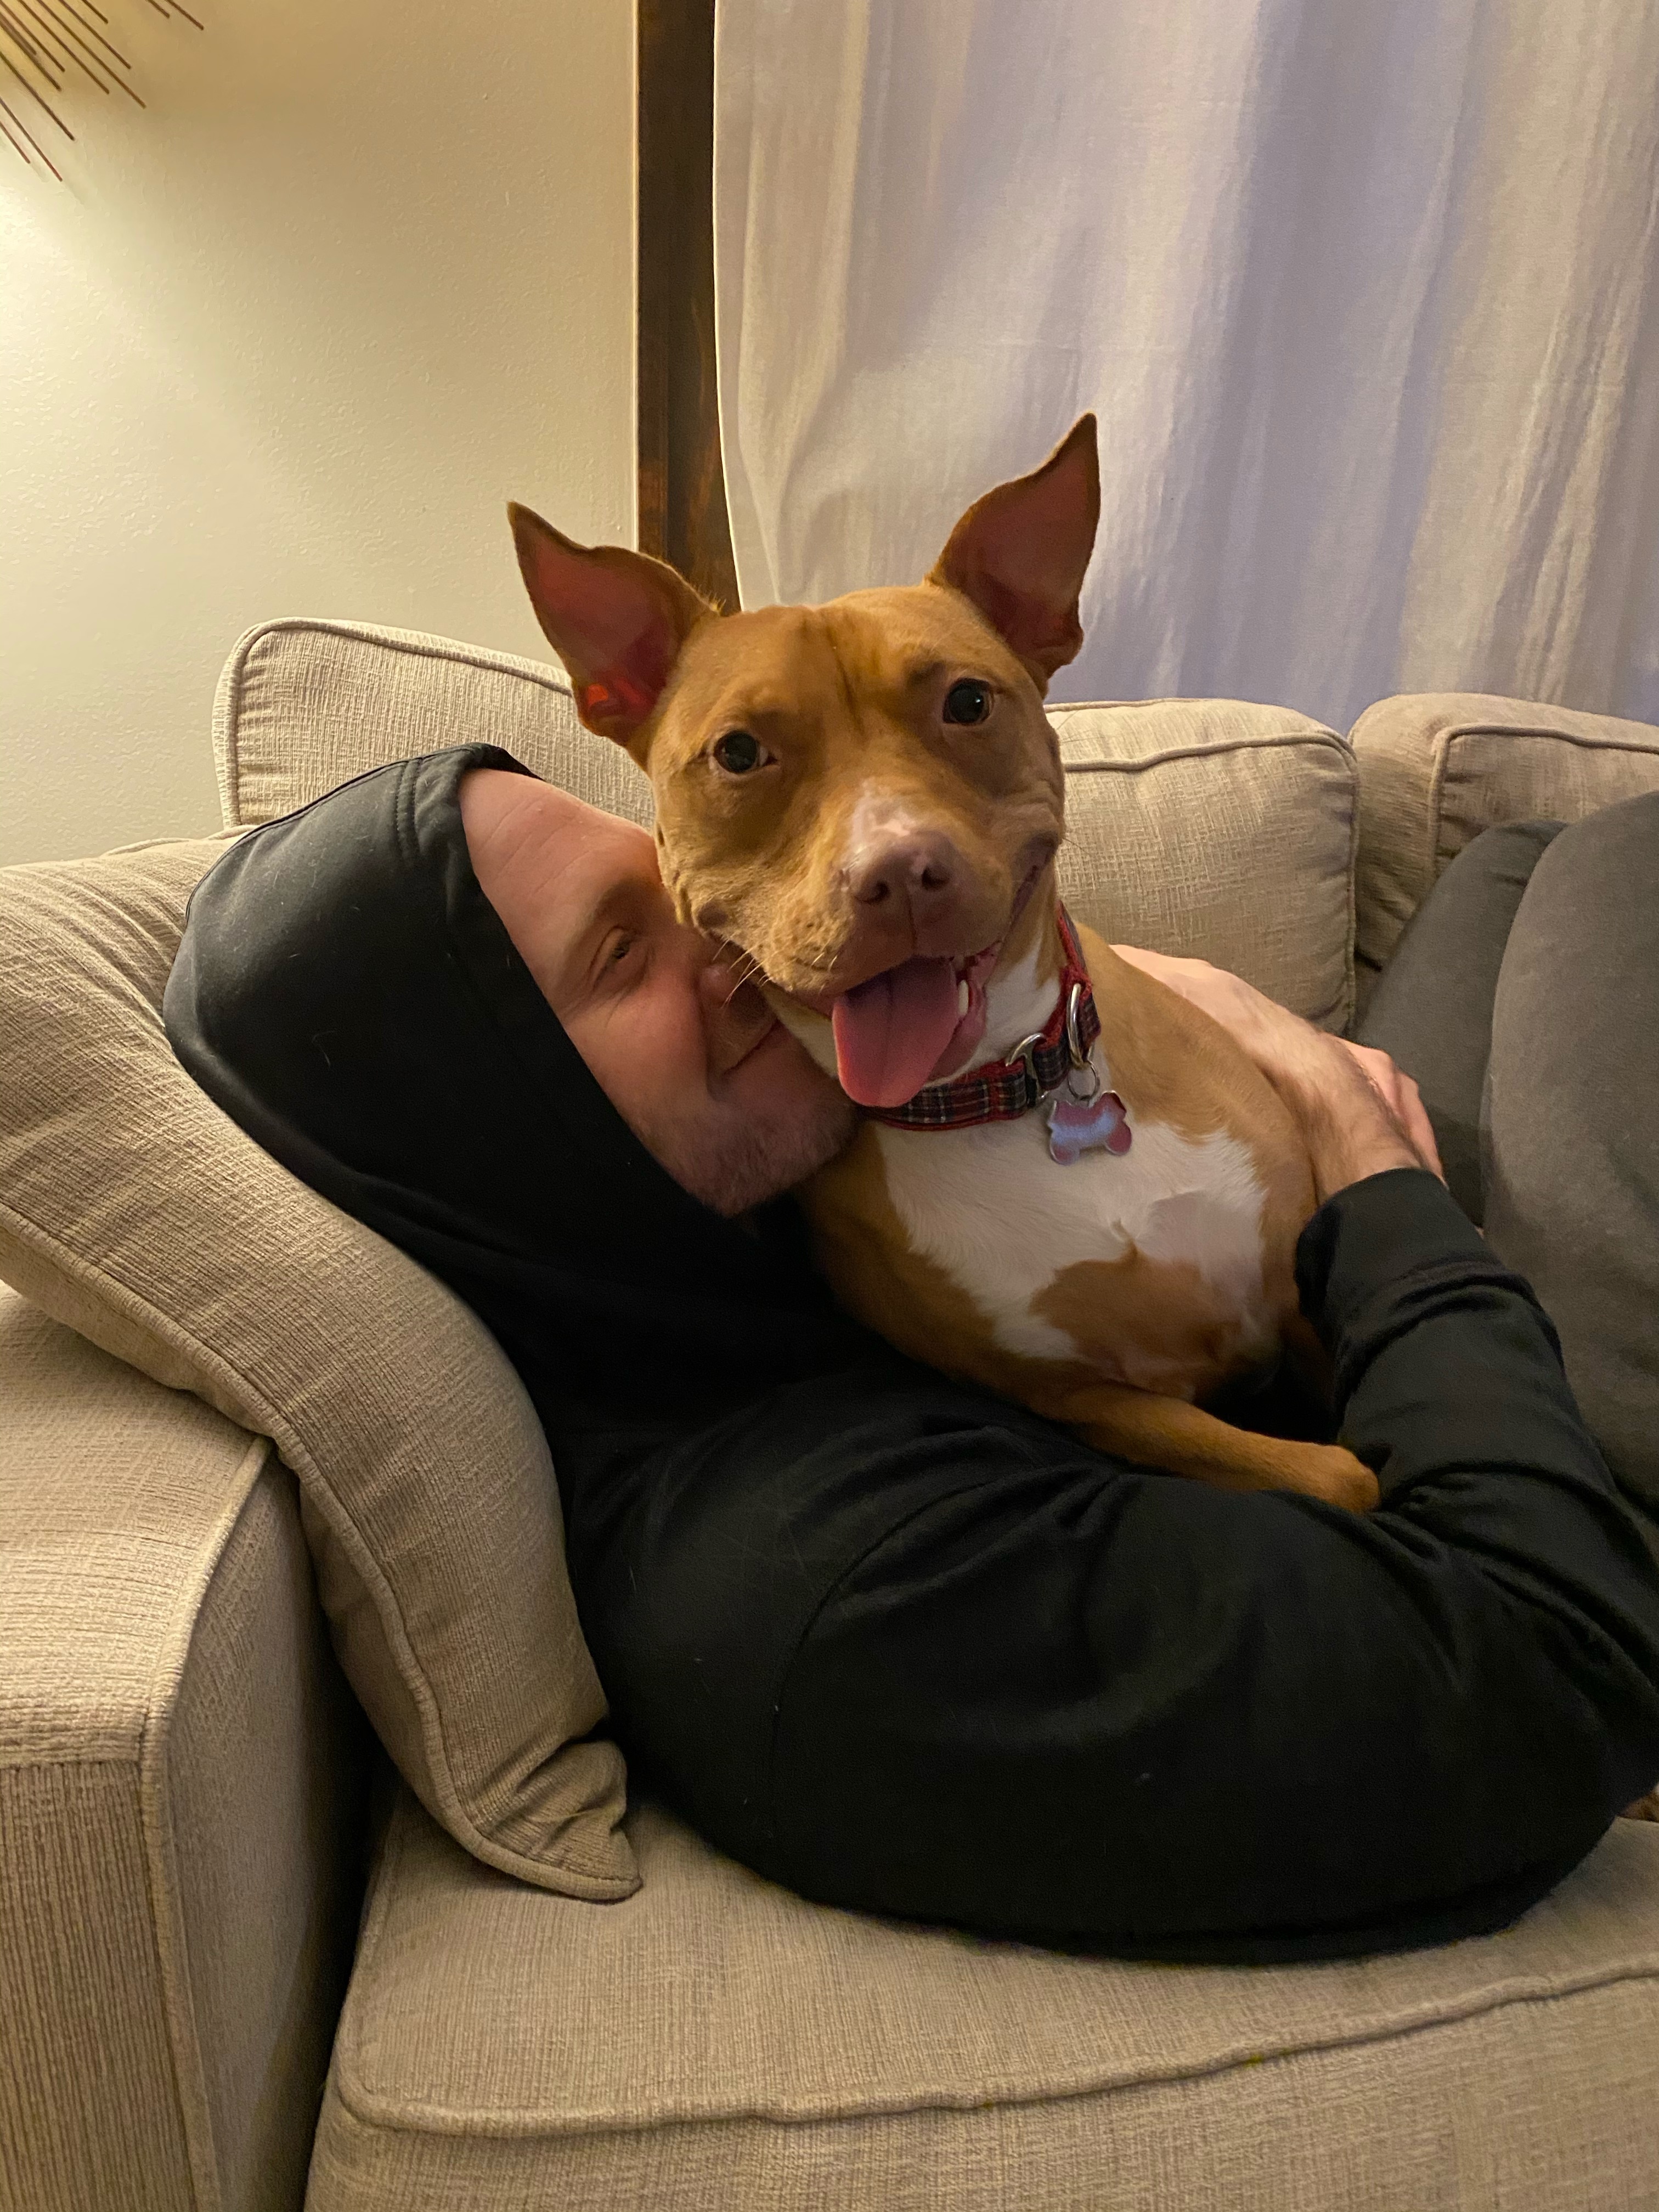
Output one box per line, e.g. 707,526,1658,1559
787,945,1278,1393
870,1104,1275,1387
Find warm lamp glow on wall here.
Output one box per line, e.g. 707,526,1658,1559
1,0,200,177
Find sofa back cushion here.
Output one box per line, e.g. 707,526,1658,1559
0,834,636,1900
216,621,1358,1028
1351,691,1659,986
1048,699,1355,1029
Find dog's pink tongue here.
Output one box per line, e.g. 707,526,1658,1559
831,957,961,1108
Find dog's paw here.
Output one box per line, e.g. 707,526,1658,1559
1299,1446,1380,1515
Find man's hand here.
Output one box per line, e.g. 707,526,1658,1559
1111,946,1444,1205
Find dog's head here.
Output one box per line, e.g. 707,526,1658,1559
509,416,1099,1107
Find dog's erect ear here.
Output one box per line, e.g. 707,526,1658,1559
927,415,1100,691
508,504,717,744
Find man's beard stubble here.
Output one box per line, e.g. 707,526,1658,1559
644,1069,860,1219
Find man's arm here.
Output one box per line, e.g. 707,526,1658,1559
1110,940,1443,1200
740,1165,1659,1961
577,953,1659,1961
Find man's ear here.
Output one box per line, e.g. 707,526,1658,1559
926,415,1100,692
508,503,717,744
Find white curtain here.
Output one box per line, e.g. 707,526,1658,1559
713,0,1659,732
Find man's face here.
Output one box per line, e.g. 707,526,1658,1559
460,769,857,1215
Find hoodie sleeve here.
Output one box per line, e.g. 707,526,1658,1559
732,1169,1659,1960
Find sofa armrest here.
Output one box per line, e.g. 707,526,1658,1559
1349,691,1659,1011
0,1288,368,2212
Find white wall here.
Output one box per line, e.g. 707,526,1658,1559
1,0,635,866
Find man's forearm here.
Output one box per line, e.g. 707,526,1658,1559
1304,1170,1659,1638
1300,1166,1659,1829
774,1171,1659,1957
588,1165,1659,1964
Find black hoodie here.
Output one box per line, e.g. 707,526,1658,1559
163,743,1659,1963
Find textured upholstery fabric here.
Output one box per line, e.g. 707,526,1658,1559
0,837,635,1899
0,1289,361,2212
306,1782,1659,2212
1350,692,1659,1001
213,619,654,832
1051,699,1355,1028
215,622,1356,1025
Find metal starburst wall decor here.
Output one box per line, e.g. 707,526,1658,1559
1,0,201,178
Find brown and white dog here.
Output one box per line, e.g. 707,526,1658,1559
508,419,1377,1511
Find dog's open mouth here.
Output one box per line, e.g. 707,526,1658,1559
830,946,1000,1109
822,858,1049,1110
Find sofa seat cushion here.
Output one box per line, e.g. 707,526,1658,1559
216,622,1358,1026
307,1783,1659,2212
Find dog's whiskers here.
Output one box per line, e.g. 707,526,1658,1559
715,947,770,1007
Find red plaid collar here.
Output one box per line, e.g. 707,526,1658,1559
867,907,1100,1131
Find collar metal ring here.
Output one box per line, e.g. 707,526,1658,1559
1065,983,1090,1069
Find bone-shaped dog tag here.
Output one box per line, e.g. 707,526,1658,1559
1048,1090,1132,1165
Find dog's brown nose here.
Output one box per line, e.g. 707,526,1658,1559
848,833,960,910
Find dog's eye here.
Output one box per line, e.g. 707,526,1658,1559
712,729,769,775
943,680,992,726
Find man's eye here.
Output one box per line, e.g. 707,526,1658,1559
943,680,992,726
712,729,772,775
607,932,641,967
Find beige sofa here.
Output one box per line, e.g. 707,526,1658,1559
7,623,1659,2212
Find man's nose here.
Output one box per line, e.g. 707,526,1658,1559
847,832,961,911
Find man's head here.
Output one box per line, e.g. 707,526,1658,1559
460,769,857,1215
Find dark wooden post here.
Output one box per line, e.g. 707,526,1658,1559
636,0,741,607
